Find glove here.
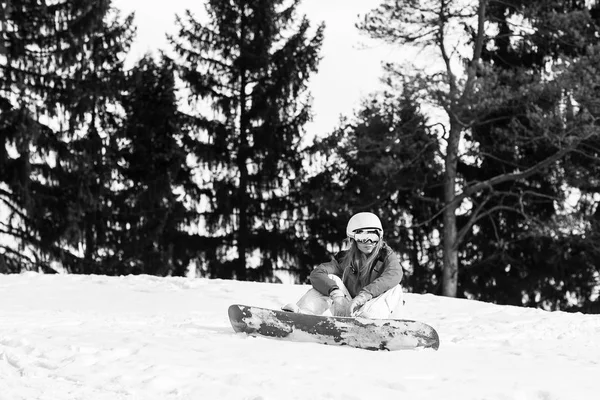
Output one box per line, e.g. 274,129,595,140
350,292,372,316
329,289,350,317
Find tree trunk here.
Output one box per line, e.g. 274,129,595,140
236,13,248,281
439,0,488,297
442,121,461,297
237,138,249,281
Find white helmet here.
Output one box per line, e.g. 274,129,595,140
346,212,383,237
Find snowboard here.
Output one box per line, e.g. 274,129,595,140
228,304,440,351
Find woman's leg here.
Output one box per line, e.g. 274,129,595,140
355,284,404,319
292,275,350,316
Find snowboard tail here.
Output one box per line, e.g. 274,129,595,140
228,304,439,351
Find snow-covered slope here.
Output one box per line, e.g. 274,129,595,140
1,273,598,400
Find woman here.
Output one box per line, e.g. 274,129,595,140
283,212,404,319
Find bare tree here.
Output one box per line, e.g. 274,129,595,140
359,0,600,297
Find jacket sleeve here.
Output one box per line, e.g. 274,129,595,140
309,255,344,296
360,250,403,299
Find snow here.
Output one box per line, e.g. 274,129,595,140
1,273,599,400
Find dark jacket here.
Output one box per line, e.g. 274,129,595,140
309,244,403,299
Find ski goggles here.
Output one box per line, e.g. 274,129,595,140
351,230,380,244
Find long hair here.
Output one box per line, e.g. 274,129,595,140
340,238,384,285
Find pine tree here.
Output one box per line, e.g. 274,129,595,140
170,0,324,280
0,1,134,273
109,56,200,276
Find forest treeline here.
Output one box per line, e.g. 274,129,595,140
1,0,600,313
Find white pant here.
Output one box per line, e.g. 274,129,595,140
296,275,404,319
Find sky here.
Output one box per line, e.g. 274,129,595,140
111,0,403,142
1,273,599,400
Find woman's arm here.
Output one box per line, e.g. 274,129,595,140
309,254,345,296
360,250,403,298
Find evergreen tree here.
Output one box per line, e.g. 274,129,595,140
0,1,134,273
170,0,324,280
108,56,200,276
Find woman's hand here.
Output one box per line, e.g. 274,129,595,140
350,292,372,316
330,289,350,317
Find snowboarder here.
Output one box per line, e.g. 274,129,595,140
283,212,404,319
